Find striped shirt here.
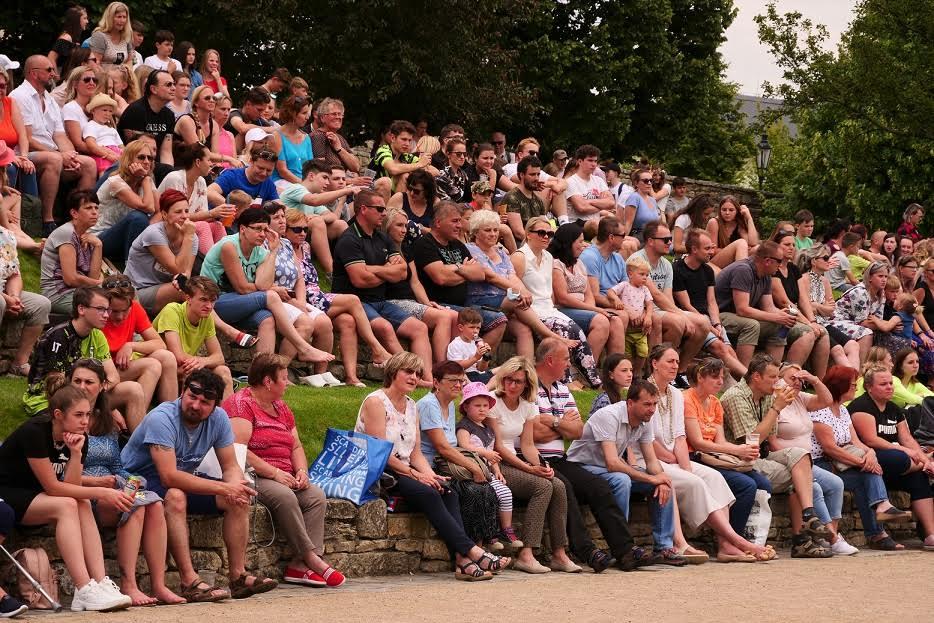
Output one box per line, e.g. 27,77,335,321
535,379,577,457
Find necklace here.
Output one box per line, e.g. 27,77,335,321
649,375,675,446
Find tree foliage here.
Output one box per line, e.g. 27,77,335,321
756,0,934,232
1,0,752,180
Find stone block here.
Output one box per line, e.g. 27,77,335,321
342,552,419,577
356,500,388,538
325,499,359,520
324,520,357,542
387,515,411,538
394,539,423,552
422,539,451,561
190,550,223,572
355,539,393,553
325,540,356,553
189,517,227,548
419,561,452,573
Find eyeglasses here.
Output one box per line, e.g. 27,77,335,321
904,265,919,270
185,381,219,401
136,154,155,161
84,304,111,315
362,204,387,213
441,377,467,385
0,83,8,90
530,229,555,239
81,76,98,84
245,225,270,233
287,226,307,234
408,187,424,196
765,256,783,263
103,278,132,289
503,377,526,386
639,178,653,183
652,236,673,243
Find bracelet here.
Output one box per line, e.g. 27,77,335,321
335,147,344,154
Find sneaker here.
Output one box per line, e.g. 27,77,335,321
588,548,613,573
321,372,345,387
488,539,504,552
70,580,130,612
672,373,691,390
651,547,688,567
0,595,27,618
283,566,326,587
802,515,831,539
98,577,132,607
318,567,346,587
831,536,860,556
617,546,652,572
500,526,524,549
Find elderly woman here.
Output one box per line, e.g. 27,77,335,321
810,365,917,550
41,190,104,314
512,216,601,387
644,346,771,562
386,168,437,253
550,222,627,364
831,260,909,358
355,352,510,580
897,203,924,243
848,365,934,547
226,353,346,587
61,66,101,155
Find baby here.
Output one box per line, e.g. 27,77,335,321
607,255,654,374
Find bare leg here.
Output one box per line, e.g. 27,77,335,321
150,349,179,401
327,294,391,363
607,314,628,354
13,323,44,367
586,314,610,363
421,306,456,362
509,319,534,358
709,239,749,270
216,497,250,580
371,317,404,354
265,292,333,362
307,217,334,275
208,364,234,398
397,317,434,383
141,503,184,604
163,489,198,586
705,506,764,555
114,508,157,605
809,331,831,378
707,339,747,378
786,330,816,366
333,314,362,384
254,316,276,353
857,334,872,364
309,314,335,374
482,322,507,351
22,496,91,587
110,380,146,430
844,341,861,369
118,356,162,408
735,343,756,367
30,151,64,223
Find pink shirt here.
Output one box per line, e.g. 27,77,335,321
609,281,652,315
772,389,821,451
223,387,296,472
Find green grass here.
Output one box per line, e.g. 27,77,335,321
0,377,599,459
18,249,40,294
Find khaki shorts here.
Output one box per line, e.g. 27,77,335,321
625,331,649,358
753,446,810,493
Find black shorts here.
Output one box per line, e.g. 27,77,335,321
0,486,42,525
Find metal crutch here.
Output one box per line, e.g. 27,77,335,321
0,543,63,612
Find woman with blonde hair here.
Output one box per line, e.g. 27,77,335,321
88,2,134,67
61,66,102,154
212,93,239,167
200,49,229,98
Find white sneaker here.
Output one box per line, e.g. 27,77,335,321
321,371,345,387
71,580,130,612
298,374,327,388
831,536,859,556
99,576,132,606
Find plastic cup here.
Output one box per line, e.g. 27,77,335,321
746,433,760,447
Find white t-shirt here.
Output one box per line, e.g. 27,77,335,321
564,173,609,222
92,175,143,234
143,55,181,71
610,182,635,210
503,161,554,182
61,100,89,133
656,183,672,214
488,398,537,454
446,336,479,372
673,213,694,232
158,170,209,214
83,120,123,148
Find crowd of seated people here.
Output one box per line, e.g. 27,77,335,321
1,2,934,615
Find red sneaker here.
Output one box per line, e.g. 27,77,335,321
283,567,326,587
319,567,346,587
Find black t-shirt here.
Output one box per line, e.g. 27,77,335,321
412,234,472,306
385,247,417,301
224,109,272,135
672,257,715,315
848,394,904,443
775,263,802,306
331,219,398,302
117,98,175,156
0,416,88,493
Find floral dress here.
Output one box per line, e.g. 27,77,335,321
829,284,876,341
298,240,336,312
465,242,513,306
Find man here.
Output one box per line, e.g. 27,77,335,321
564,145,615,238
207,147,279,206
10,55,95,233
543,149,568,177
714,241,816,367
666,177,689,226
309,98,360,173
500,156,547,244
531,338,652,571
24,287,144,424
631,220,706,388
567,378,686,566
257,67,291,105
431,124,466,169
331,189,434,374
152,276,234,398
225,87,275,153
120,370,277,601
369,120,432,200
490,131,514,167
604,162,634,213
579,217,629,310
117,69,176,168
501,138,567,222
721,354,833,557
412,202,507,351
672,229,747,379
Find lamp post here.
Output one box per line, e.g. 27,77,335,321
756,133,772,191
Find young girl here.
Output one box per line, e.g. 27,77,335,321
455,382,526,552
83,94,124,175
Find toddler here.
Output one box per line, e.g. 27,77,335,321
83,94,124,174
446,308,492,382
456,382,522,550
608,255,653,374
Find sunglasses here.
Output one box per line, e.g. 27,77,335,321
639,178,653,183
287,226,307,234
450,151,468,157
81,76,98,84
530,229,555,239
362,204,387,213
652,236,673,243
254,150,277,160
185,381,219,401
103,278,132,289
136,154,155,161
162,81,175,88
526,151,539,156
408,187,424,196
817,255,831,261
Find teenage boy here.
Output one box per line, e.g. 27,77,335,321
564,144,614,238
152,276,234,398
794,209,815,251
143,30,178,72
369,119,435,199
446,307,492,382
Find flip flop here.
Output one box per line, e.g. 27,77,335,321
716,553,757,563
230,332,258,348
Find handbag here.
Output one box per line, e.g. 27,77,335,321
434,448,492,482
695,451,754,472
307,428,393,505
832,444,866,472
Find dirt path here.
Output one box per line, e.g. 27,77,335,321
57,548,930,622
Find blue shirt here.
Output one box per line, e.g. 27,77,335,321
623,192,659,233
120,399,235,489
417,392,456,464
580,244,628,296
213,168,278,204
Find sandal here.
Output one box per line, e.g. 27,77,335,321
749,545,778,561
475,551,511,574
230,332,258,348
716,553,757,563
676,545,709,565
791,537,832,558
868,534,905,551
455,560,492,582
179,580,229,603
875,506,913,523
229,574,278,599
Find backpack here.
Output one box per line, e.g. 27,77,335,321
12,548,58,610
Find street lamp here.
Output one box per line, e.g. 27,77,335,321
756,133,772,191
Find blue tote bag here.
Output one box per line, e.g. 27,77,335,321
307,428,393,505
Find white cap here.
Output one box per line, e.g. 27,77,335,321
0,55,20,71
244,127,269,145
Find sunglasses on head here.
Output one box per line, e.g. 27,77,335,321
185,381,219,401
530,229,554,239
103,278,132,289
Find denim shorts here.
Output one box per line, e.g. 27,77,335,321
443,304,507,334
558,307,596,333
363,300,415,330
213,291,273,329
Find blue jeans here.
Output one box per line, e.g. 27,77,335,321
712,467,770,534
213,291,273,329
6,163,38,196
580,464,674,551
815,459,888,537
812,464,844,523
98,209,150,263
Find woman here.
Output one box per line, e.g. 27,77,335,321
212,94,239,167
284,209,391,385
200,206,332,364
831,261,908,358
897,203,924,243
61,66,100,155
434,138,470,202
798,245,866,368
619,168,659,241
645,347,774,562
354,352,510,580
512,216,601,388
91,139,157,263
158,142,230,255
40,190,103,314
671,194,715,255
550,221,627,363
810,365,918,550
386,168,436,253
271,96,313,192
899,235,915,260
896,255,920,294
88,2,134,67
264,201,338,384
706,196,757,269
487,357,579,574
590,354,633,415
463,142,499,197
0,385,133,611
381,206,457,367
682,358,772,543
0,68,38,196
881,232,899,265
175,42,203,89
853,347,919,404
167,71,192,119
48,6,89,74
200,49,229,98
226,353,346,587
893,348,934,406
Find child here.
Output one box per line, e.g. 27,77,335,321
895,293,924,342
226,189,254,231
828,232,860,294
793,209,815,251
143,30,178,72
83,94,124,175
847,231,872,282
456,382,524,551
608,255,653,374
446,307,492,382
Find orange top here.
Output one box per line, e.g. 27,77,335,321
0,97,20,146
682,387,724,451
